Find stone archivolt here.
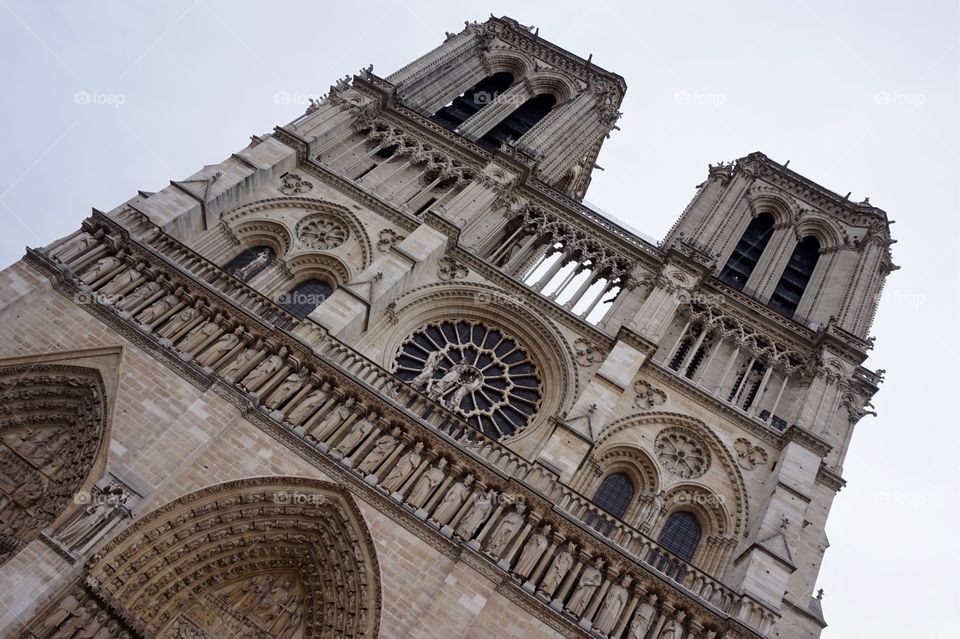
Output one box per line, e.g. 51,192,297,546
32,477,381,639
0,363,106,565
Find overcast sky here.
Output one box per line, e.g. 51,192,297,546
0,1,957,636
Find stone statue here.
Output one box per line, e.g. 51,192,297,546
333,416,377,458
628,593,658,639
594,575,632,635
351,427,396,474
426,364,461,400
430,474,473,525
99,267,139,296
639,490,665,527
285,387,327,425
119,280,160,310
242,346,288,391
486,502,527,558
454,490,495,540
539,542,575,597
381,441,424,492
410,350,443,389
513,524,551,579
265,373,303,409
658,611,685,639
567,559,604,616
157,306,198,338
514,524,551,578
221,347,259,381
56,483,129,548
55,232,97,261
232,249,271,281
136,293,179,325
178,316,222,353
196,327,243,366
407,458,448,508
29,593,80,637
80,256,121,284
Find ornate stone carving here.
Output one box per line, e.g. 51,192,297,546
733,437,769,470
655,427,711,479
454,490,495,540
634,379,667,409
407,458,447,508
573,337,603,367
278,172,314,196
628,593,659,638
377,228,405,252
437,256,468,281
594,575,632,635
296,217,348,251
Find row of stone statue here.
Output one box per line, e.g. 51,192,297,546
24,588,133,639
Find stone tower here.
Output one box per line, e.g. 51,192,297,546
0,15,895,639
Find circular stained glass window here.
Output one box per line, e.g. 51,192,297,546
393,320,542,439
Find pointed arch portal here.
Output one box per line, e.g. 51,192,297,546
82,477,381,639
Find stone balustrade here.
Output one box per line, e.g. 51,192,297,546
34,218,778,638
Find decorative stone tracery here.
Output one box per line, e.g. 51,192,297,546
655,427,711,480
393,319,542,439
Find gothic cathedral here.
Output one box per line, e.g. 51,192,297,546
0,16,895,639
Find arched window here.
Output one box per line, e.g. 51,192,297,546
657,511,701,561
719,213,775,291
592,472,634,519
479,93,557,151
431,72,514,132
279,278,333,320
769,236,821,318
224,246,276,282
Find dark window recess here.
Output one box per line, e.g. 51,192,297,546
413,197,436,216
719,213,775,291
224,246,276,281
479,93,557,151
758,410,789,430
768,236,821,318
430,72,514,131
592,473,634,519
657,511,701,562
279,279,334,320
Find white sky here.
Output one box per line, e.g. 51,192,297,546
0,1,957,636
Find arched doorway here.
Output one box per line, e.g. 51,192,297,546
71,477,381,638
0,363,107,564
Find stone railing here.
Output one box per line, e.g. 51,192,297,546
554,486,740,614
34,224,777,638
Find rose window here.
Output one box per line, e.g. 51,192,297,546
393,320,542,439
655,428,711,479
297,217,348,250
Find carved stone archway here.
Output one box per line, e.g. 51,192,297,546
0,363,107,564
82,477,381,639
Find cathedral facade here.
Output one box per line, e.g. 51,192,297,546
0,16,895,639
